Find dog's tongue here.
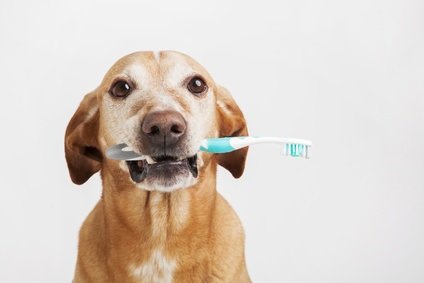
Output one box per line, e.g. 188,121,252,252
126,160,148,183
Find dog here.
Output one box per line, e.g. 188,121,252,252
65,51,251,282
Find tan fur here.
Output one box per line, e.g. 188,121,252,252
66,51,251,282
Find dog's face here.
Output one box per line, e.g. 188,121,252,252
65,51,248,192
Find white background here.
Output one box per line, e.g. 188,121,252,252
1,0,423,282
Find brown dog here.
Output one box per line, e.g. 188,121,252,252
65,51,251,282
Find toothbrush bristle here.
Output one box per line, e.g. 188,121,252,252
282,143,310,158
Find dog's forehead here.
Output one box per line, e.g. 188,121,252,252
102,51,213,86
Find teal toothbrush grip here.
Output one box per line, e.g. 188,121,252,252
199,137,236,153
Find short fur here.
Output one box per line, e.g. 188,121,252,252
65,51,251,282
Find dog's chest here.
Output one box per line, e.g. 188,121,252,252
130,249,176,283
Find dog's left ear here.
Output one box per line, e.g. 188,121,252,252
64,91,102,185
216,86,249,178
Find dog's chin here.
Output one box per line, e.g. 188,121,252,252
126,154,199,192
136,174,197,192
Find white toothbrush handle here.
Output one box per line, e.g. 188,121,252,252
229,137,312,149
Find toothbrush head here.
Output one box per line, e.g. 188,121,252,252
282,143,311,158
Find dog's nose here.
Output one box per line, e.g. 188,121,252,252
142,111,187,147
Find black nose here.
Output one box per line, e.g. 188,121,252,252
141,110,187,147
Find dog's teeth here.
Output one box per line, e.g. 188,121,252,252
145,156,156,164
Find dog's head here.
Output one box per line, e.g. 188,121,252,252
65,51,248,192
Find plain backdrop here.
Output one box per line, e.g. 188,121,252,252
1,0,423,282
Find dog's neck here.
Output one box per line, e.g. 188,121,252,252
100,162,218,244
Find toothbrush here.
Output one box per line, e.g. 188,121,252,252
106,136,312,160
200,136,311,158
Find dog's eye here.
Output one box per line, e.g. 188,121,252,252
187,76,207,95
109,80,132,98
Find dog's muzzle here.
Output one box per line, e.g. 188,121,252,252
126,154,198,183
126,110,198,184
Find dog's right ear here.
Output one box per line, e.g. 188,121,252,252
216,86,249,178
64,91,102,185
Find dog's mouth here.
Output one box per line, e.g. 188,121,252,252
126,154,198,183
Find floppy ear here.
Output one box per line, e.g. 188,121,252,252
216,86,249,178
64,91,102,185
